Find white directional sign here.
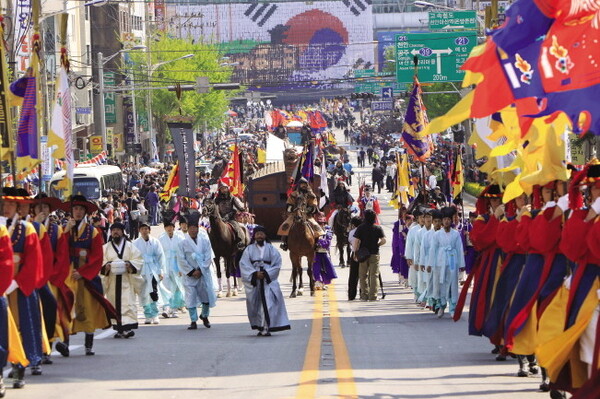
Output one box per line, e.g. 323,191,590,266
381,87,394,99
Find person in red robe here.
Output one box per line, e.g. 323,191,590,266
55,195,116,357
0,223,14,395
2,187,43,387
32,194,71,363
482,193,531,363
454,184,505,352
536,160,600,395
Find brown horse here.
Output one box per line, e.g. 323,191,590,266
202,198,247,297
287,207,316,298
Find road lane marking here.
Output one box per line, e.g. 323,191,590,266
328,283,358,398
296,291,323,398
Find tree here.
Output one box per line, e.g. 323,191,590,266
421,83,461,120
129,34,237,156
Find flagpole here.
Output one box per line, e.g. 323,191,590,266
32,0,42,192
413,55,428,206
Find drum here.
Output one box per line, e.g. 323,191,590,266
111,260,127,275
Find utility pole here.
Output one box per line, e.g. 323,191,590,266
98,51,107,153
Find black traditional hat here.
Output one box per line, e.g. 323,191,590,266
59,195,98,214
33,193,62,212
187,211,201,227
110,222,126,231
441,206,457,219
1,187,34,203
431,209,443,220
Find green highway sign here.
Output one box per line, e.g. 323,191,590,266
428,10,477,30
395,32,476,84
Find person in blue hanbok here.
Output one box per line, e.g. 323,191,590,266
414,210,433,305
312,213,337,288
177,212,217,330
429,207,465,318
158,219,186,318
133,223,167,325
240,226,290,336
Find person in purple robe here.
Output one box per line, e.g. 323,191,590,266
391,208,411,287
312,213,337,287
462,212,478,276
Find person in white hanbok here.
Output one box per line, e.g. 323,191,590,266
101,223,144,338
177,213,217,330
404,209,423,300
429,207,465,318
413,210,432,304
158,219,186,318
240,226,290,336
133,223,167,325
419,210,442,307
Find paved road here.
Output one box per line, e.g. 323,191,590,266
7,131,543,399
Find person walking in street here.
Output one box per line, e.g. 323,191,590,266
239,226,290,336
372,162,385,194
101,222,143,338
343,159,354,186
145,187,160,226
347,217,362,300
353,209,386,301
125,191,140,240
133,223,166,325
177,212,217,330
358,148,366,168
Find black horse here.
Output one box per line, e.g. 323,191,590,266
332,207,352,268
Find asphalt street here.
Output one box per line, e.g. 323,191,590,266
6,130,544,399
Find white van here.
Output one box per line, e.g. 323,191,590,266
49,165,124,200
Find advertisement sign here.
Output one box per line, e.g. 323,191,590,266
104,72,117,124
90,136,103,154
123,96,135,147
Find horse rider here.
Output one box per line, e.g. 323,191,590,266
214,182,247,250
327,180,355,227
278,177,324,251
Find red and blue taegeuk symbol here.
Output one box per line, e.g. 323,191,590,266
282,9,349,73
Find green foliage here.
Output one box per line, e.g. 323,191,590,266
129,34,237,138
383,45,395,74
421,83,461,119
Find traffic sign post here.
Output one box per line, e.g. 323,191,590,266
395,32,477,84
428,11,477,30
381,87,394,99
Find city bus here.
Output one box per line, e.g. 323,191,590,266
49,164,124,200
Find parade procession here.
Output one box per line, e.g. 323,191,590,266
0,0,598,398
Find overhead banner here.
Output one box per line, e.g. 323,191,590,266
168,122,196,198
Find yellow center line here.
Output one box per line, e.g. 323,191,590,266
295,291,323,399
329,283,358,399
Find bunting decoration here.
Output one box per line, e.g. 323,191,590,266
401,77,431,162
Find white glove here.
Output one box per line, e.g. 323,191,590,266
5,280,18,295
592,197,600,214
557,194,569,212
0,216,6,226
543,201,556,211
563,275,572,290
